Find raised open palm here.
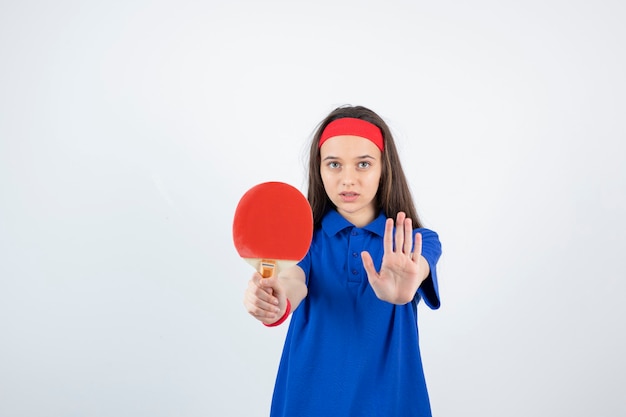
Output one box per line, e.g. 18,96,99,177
361,212,429,305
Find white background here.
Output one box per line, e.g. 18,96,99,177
1,1,625,416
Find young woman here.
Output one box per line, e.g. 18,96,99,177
243,105,442,416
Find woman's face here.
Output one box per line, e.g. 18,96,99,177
319,135,382,228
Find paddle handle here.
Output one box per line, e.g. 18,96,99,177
259,259,276,278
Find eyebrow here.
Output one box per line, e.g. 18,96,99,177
322,154,377,161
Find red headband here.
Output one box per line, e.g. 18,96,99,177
319,117,384,151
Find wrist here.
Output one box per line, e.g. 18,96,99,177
264,299,291,327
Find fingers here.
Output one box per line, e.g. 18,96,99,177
383,217,394,254
412,232,422,264
361,251,378,281
402,214,412,255
390,212,414,255
243,272,281,320
393,212,404,253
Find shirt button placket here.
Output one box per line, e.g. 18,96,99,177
347,228,364,282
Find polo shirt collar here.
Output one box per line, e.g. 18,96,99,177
322,209,388,238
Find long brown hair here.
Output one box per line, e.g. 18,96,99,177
307,105,423,229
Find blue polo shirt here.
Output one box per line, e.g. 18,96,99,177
270,210,442,417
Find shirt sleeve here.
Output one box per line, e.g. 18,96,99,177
415,228,442,310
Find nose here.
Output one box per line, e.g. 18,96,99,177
341,168,355,186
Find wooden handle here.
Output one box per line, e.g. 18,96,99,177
259,259,276,278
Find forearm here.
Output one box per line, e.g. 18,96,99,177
277,265,308,312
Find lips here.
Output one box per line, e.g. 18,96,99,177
339,192,359,202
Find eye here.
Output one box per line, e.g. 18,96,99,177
357,161,371,169
328,161,341,169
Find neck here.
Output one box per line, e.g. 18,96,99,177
337,207,376,228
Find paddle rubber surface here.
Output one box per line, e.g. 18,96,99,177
233,181,313,266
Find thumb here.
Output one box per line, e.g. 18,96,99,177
361,251,379,281
252,272,275,296
260,274,281,294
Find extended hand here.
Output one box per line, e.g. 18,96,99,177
361,212,429,305
243,272,286,324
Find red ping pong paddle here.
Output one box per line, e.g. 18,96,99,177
233,181,313,278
